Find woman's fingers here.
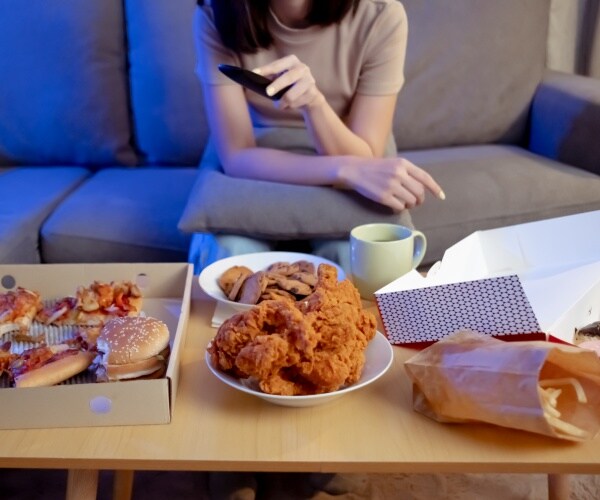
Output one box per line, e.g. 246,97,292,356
393,175,424,207
266,67,303,98
405,160,446,200
253,54,299,78
379,192,407,212
391,184,418,209
367,158,444,210
253,55,321,108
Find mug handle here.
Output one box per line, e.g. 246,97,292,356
412,230,427,269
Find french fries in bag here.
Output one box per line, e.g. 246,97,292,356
404,330,600,441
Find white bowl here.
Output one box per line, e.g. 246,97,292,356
198,251,346,314
205,331,393,407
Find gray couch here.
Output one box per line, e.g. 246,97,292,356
1,0,599,266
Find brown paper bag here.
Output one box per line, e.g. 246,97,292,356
404,330,600,441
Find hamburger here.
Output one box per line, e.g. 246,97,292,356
96,316,170,382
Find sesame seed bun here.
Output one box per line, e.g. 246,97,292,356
98,316,170,365
96,317,170,381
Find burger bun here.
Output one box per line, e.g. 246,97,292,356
97,316,170,382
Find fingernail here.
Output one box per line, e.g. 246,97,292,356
252,68,261,74
266,86,274,96
438,190,446,201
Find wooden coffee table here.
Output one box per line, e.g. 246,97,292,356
0,280,597,500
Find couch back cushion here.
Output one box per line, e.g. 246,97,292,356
394,0,550,149
0,0,136,166
125,0,208,165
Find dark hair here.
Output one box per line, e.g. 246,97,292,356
197,0,361,54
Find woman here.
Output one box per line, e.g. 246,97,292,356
193,3,443,495
191,0,443,274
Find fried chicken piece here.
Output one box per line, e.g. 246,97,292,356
236,334,310,396
296,264,377,392
209,299,317,380
209,306,266,376
209,264,377,396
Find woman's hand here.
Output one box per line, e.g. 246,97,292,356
337,157,445,212
253,55,324,110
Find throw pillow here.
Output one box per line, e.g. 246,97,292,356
178,127,413,239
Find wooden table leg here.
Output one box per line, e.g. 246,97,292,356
548,473,570,500
113,470,135,500
66,469,99,500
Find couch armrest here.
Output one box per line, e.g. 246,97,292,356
529,70,600,175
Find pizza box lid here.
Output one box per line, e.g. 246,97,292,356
0,262,193,429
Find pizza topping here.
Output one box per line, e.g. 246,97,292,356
36,281,143,327
77,281,141,314
0,341,17,376
9,344,76,379
43,298,77,325
0,287,43,333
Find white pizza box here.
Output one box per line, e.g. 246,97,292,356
0,262,193,429
375,210,600,345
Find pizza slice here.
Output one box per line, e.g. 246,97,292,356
0,287,43,338
36,280,143,327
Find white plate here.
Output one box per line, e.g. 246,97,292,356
198,251,346,314
205,331,394,407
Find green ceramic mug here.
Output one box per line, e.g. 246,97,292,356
350,223,427,299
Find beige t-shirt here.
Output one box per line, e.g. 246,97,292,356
194,0,408,128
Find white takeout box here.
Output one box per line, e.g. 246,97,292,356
375,210,600,345
0,262,193,429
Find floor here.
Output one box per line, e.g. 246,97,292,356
2,469,600,499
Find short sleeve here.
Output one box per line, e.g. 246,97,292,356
193,6,239,85
357,1,407,95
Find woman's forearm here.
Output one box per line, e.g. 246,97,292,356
223,147,445,213
302,94,375,157
224,146,351,185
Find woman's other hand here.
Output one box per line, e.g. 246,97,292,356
253,55,324,110
337,156,445,212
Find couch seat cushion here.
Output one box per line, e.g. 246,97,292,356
41,168,197,263
0,167,90,263
405,145,600,263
